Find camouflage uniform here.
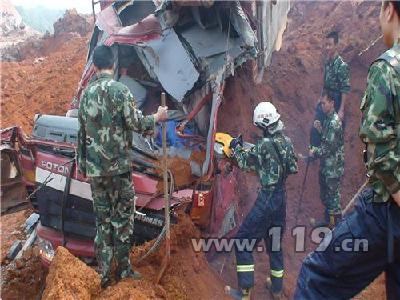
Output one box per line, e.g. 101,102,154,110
310,111,344,216
323,55,351,106
359,46,400,202
232,128,298,294
295,42,400,299
311,55,350,147
77,73,155,284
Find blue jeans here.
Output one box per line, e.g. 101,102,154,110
294,188,400,299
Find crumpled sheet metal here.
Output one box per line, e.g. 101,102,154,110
230,0,257,49
180,24,245,59
139,28,199,102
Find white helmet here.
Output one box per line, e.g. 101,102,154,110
253,101,280,129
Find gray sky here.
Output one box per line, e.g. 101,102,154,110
10,0,94,13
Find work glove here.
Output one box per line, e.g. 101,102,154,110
313,120,322,134
229,135,243,151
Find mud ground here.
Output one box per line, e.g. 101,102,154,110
1,209,47,299
40,212,230,300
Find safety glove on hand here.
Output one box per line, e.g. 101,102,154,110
229,134,243,152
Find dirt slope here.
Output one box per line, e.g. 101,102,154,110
1,36,87,131
42,213,230,300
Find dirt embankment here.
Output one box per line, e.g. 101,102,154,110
0,4,91,131
41,213,229,300
53,9,91,38
1,36,88,132
1,6,92,132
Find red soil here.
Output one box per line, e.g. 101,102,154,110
1,36,88,132
1,245,47,300
41,213,230,300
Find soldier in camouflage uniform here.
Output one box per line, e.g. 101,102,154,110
310,30,350,148
77,45,167,288
295,1,400,299
309,90,344,227
225,102,298,300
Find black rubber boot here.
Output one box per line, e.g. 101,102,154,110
266,277,283,300
101,277,113,289
117,269,142,281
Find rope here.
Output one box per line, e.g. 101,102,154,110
358,35,383,56
135,170,175,264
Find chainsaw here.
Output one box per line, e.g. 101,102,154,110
214,132,254,157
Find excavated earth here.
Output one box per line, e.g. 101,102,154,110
40,212,229,300
0,1,389,299
1,35,88,131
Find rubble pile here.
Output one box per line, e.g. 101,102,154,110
41,213,229,300
130,212,229,300
1,247,46,300
1,210,29,261
155,151,206,192
42,247,101,300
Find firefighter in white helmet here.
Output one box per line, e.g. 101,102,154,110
225,101,298,300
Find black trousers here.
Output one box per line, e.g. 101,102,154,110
235,186,286,293
294,188,400,299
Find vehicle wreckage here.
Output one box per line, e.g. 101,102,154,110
1,0,290,265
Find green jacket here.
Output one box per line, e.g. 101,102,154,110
312,111,344,179
77,73,155,177
323,54,351,94
359,42,400,202
232,130,298,191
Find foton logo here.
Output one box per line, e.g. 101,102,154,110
40,161,69,175
135,213,163,227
